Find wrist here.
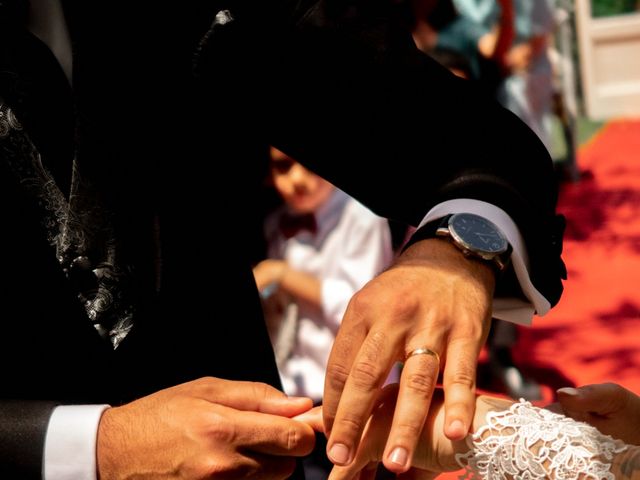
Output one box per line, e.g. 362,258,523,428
96,407,118,480
273,261,289,286
401,238,496,295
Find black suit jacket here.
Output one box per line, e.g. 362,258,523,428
0,0,565,477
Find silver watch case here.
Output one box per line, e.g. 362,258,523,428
436,213,512,272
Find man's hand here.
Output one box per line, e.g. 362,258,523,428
557,383,640,445
97,377,315,479
326,386,511,480
323,238,495,473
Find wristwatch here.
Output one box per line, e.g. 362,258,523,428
435,213,512,272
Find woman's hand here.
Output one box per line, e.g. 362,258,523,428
557,383,640,445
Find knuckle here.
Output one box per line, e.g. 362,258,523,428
253,381,277,402
450,320,487,343
337,412,365,437
326,362,351,392
350,289,376,314
208,412,237,444
388,293,420,319
395,420,424,439
351,360,382,390
286,426,301,452
405,372,436,397
449,370,476,389
362,330,387,361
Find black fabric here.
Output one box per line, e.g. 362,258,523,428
0,0,565,475
0,402,57,479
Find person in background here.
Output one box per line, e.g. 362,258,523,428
409,0,514,86
254,146,394,478
454,0,557,153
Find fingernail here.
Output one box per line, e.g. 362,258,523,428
557,387,580,396
449,420,466,437
328,443,350,465
390,447,408,467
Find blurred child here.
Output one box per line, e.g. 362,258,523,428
253,146,394,478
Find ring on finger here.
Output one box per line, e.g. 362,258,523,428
404,347,440,364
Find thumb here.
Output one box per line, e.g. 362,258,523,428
557,383,630,416
195,378,313,416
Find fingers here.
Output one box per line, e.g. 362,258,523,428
191,377,313,417
382,345,442,473
442,334,485,441
222,405,316,457
325,327,400,466
323,317,368,436
294,406,324,433
557,383,631,416
329,385,399,480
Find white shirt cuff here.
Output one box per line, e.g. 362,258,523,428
44,404,110,480
418,199,551,325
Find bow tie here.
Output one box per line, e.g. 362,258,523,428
279,212,317,239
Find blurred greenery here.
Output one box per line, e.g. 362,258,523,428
591,0,639,17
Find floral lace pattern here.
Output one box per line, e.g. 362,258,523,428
456,399,628,480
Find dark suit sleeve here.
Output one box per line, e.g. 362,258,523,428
0,401,57,479
197,0,565,305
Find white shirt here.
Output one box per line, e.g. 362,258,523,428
264,189,394,400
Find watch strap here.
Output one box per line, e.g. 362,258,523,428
401,215,453,253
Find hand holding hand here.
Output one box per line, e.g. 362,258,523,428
557,383,640,445
97,377,315,480
325,386,513,480
323,238,495,474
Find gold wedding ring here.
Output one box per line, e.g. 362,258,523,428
405,347,440,364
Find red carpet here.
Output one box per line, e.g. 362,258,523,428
436,118,640,479
514,118,640,397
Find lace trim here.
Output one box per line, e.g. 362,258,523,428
455,399,628,480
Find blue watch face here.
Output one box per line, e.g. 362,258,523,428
449,213,507,254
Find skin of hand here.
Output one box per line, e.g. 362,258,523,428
304,385,512,480
97,377,316,480
253,259,288,292
323,237,495,473
557,383,640,445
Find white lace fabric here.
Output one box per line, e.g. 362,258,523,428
455,399,628,480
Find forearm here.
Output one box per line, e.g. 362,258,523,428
279,268,322,308
612,446,640,480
